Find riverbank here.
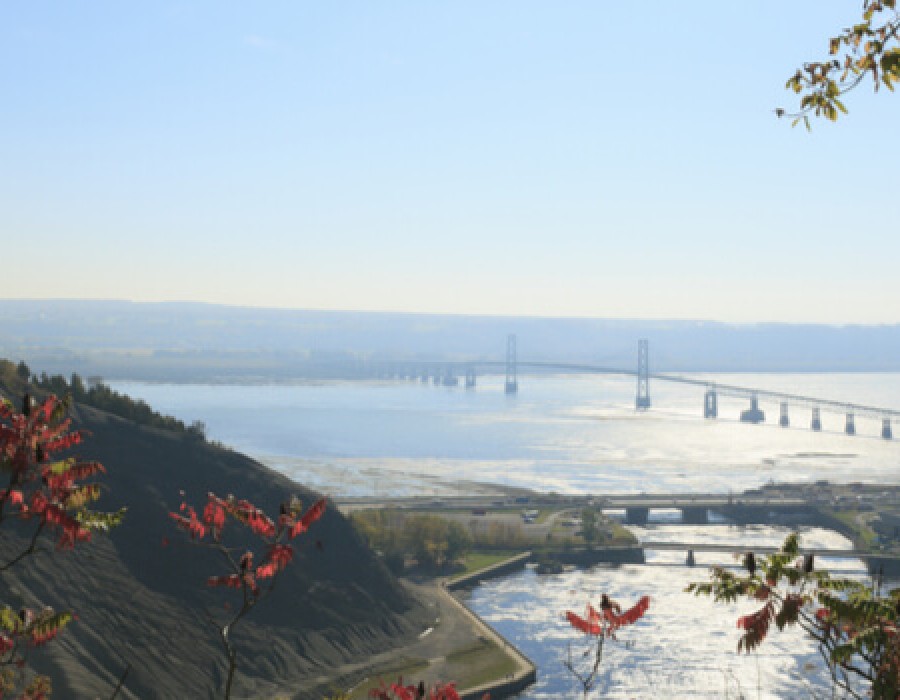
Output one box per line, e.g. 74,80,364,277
337,478,900,697
330,576,530,700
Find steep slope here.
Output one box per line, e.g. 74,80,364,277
0,396,428,699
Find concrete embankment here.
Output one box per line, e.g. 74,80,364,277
446,547,645,595
446,552,533,592
444,546,644,698
444,552,536,699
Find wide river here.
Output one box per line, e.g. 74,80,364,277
109,373,900,698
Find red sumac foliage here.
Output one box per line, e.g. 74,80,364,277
564,593,649,699
367,678,485,700
0,394,124,556
169,491,327,700
0,392,123,698
565,593,650,638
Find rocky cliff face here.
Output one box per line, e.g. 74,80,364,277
0,398,427,699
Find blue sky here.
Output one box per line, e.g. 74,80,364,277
2,2,897,322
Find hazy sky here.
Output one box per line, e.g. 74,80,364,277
2,2,897,323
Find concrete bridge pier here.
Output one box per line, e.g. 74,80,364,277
625,507,649,525
779,402,789,427
681,507,708,525
845,413,856,436
883,418,893,440
703,389,718,419
464,366,476,389
635,339,651,410
740,395,765,423
811,407,822,431
505,334,518,395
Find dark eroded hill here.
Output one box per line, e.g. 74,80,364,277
0,393,427,699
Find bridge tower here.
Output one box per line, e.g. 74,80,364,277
845,412,856,435
882,417,893,440
703,387,718,419
779,402,789,427
465,365,476,389
811,407,822,431
635,338,651,410
504,334,518,395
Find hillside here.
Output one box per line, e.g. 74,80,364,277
0,381,429,698
4,300,900,377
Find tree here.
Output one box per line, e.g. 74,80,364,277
168,491,327,699
778,0,900,127
0,392,124,696
687,534,899,699
563,594,650,699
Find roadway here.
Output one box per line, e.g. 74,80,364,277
377,359,900,419
334,493,808,512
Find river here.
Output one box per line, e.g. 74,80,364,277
107,373,899,698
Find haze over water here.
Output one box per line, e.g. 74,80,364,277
110,372,900,498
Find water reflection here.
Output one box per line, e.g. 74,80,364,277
466,526,879,699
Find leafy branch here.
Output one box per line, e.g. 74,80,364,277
687,533,900,699
777,0,900,127
169,491,327,699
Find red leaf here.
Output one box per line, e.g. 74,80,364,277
610,595,650,627
566,610,601,635
290,498,327,538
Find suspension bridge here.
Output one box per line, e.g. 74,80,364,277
373,335,900,439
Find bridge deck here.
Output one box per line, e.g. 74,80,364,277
640,541,866,558
380,359,900,418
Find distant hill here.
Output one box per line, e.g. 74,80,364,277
2,299,900,377
0,376,428,698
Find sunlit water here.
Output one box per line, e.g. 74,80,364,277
107,374,899,698
465,525,876,699
109,373,900,497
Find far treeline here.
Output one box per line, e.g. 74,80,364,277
0,359,207,439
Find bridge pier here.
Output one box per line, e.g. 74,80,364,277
464,366,476,389
740,395,765,424
779,402,789,427
883,418,893,440
505,334,518,395
811,407,822,431
703,388,718,419
686,549,696,567
625,507,649,526
635,339,651,410
681,507,708,525
845,412,856,436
